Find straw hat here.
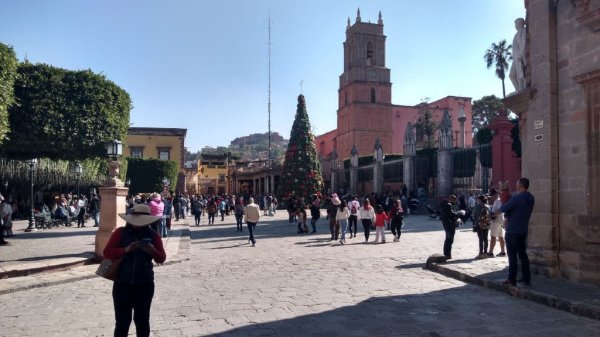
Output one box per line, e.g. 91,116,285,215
119,204,161,227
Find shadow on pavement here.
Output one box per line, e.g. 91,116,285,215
9,230,97,240
187,284,584,337
1,252,95,263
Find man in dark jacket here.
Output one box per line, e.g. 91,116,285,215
500,177,535,286
439,195,464,259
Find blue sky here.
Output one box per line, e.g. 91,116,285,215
0,0,525,152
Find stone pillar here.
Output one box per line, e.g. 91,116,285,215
330,150,338,195
95,162,128,258
270,175,275,195
437,111,454,197
350,145,359,196
373,138,384,195
504,1,560,277
458,105,466,148
490,113,521,190
263,175,268,195
403,122,416,194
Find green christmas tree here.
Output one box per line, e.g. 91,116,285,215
277,94,324,200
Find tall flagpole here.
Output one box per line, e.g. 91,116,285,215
268,11,272,194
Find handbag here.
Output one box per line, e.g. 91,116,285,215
95,257,123,281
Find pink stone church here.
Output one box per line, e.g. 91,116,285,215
315,10,474,160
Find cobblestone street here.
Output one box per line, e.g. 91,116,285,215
1,212,600,336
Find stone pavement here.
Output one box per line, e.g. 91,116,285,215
0,217,190,294
1,211,600,336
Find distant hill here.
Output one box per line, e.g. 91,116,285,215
229,132,288,161
188,132,288,162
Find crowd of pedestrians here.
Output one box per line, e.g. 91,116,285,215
282,192,406,245
440,177,535,287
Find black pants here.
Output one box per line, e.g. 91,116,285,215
310,216,319,233
194,213,200,226
506,232,530,284
220,210,225,221
112,282,155,337
361,219,372,241
329,219,340,239
391,220,402,238
443,224,456,257
77,208,85,226
477,227,489,254
208,213,215,224
348,215,358,236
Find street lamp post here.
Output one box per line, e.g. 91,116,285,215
25,158,38,232
74,162,83,197
95,140,127,258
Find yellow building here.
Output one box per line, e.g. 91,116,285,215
125,127,187,192
198,153,231,195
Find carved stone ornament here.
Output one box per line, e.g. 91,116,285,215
572,0,600,31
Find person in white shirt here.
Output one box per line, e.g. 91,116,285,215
244,198,261,247
336,200,350,244
357,199,376,242
76,195,87,227
347,196,360,238
488,189,506,257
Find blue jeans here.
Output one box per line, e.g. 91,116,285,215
506,232,530,284
159,216,167,237
235,214,243,231
339,218,348,241
92,211,99,226
247,222,256,244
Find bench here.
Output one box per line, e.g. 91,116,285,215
34,212,62,229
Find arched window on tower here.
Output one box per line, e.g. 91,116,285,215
345,91,348,106
367,41,374,65
371,87,376,103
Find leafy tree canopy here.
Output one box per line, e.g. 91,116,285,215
125,158,178,195
0,43,18,144
472,95,505,134
1,62,131,160
484,39,512,98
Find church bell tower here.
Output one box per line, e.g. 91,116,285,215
336,9,394,159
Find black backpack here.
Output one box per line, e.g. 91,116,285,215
392,208,404,224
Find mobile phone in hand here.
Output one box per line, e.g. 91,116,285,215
142,237,152,245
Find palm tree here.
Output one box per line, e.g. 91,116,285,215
484,39,512,99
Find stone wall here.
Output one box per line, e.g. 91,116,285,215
524,0,600,285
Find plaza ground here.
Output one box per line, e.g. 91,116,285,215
1,212,600,336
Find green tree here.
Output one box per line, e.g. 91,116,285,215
414,98,438,149
0,43,18,144
1,62,131,160
277,95,324,199
484,39,512,98
125,158,178,194
472,95,505,134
